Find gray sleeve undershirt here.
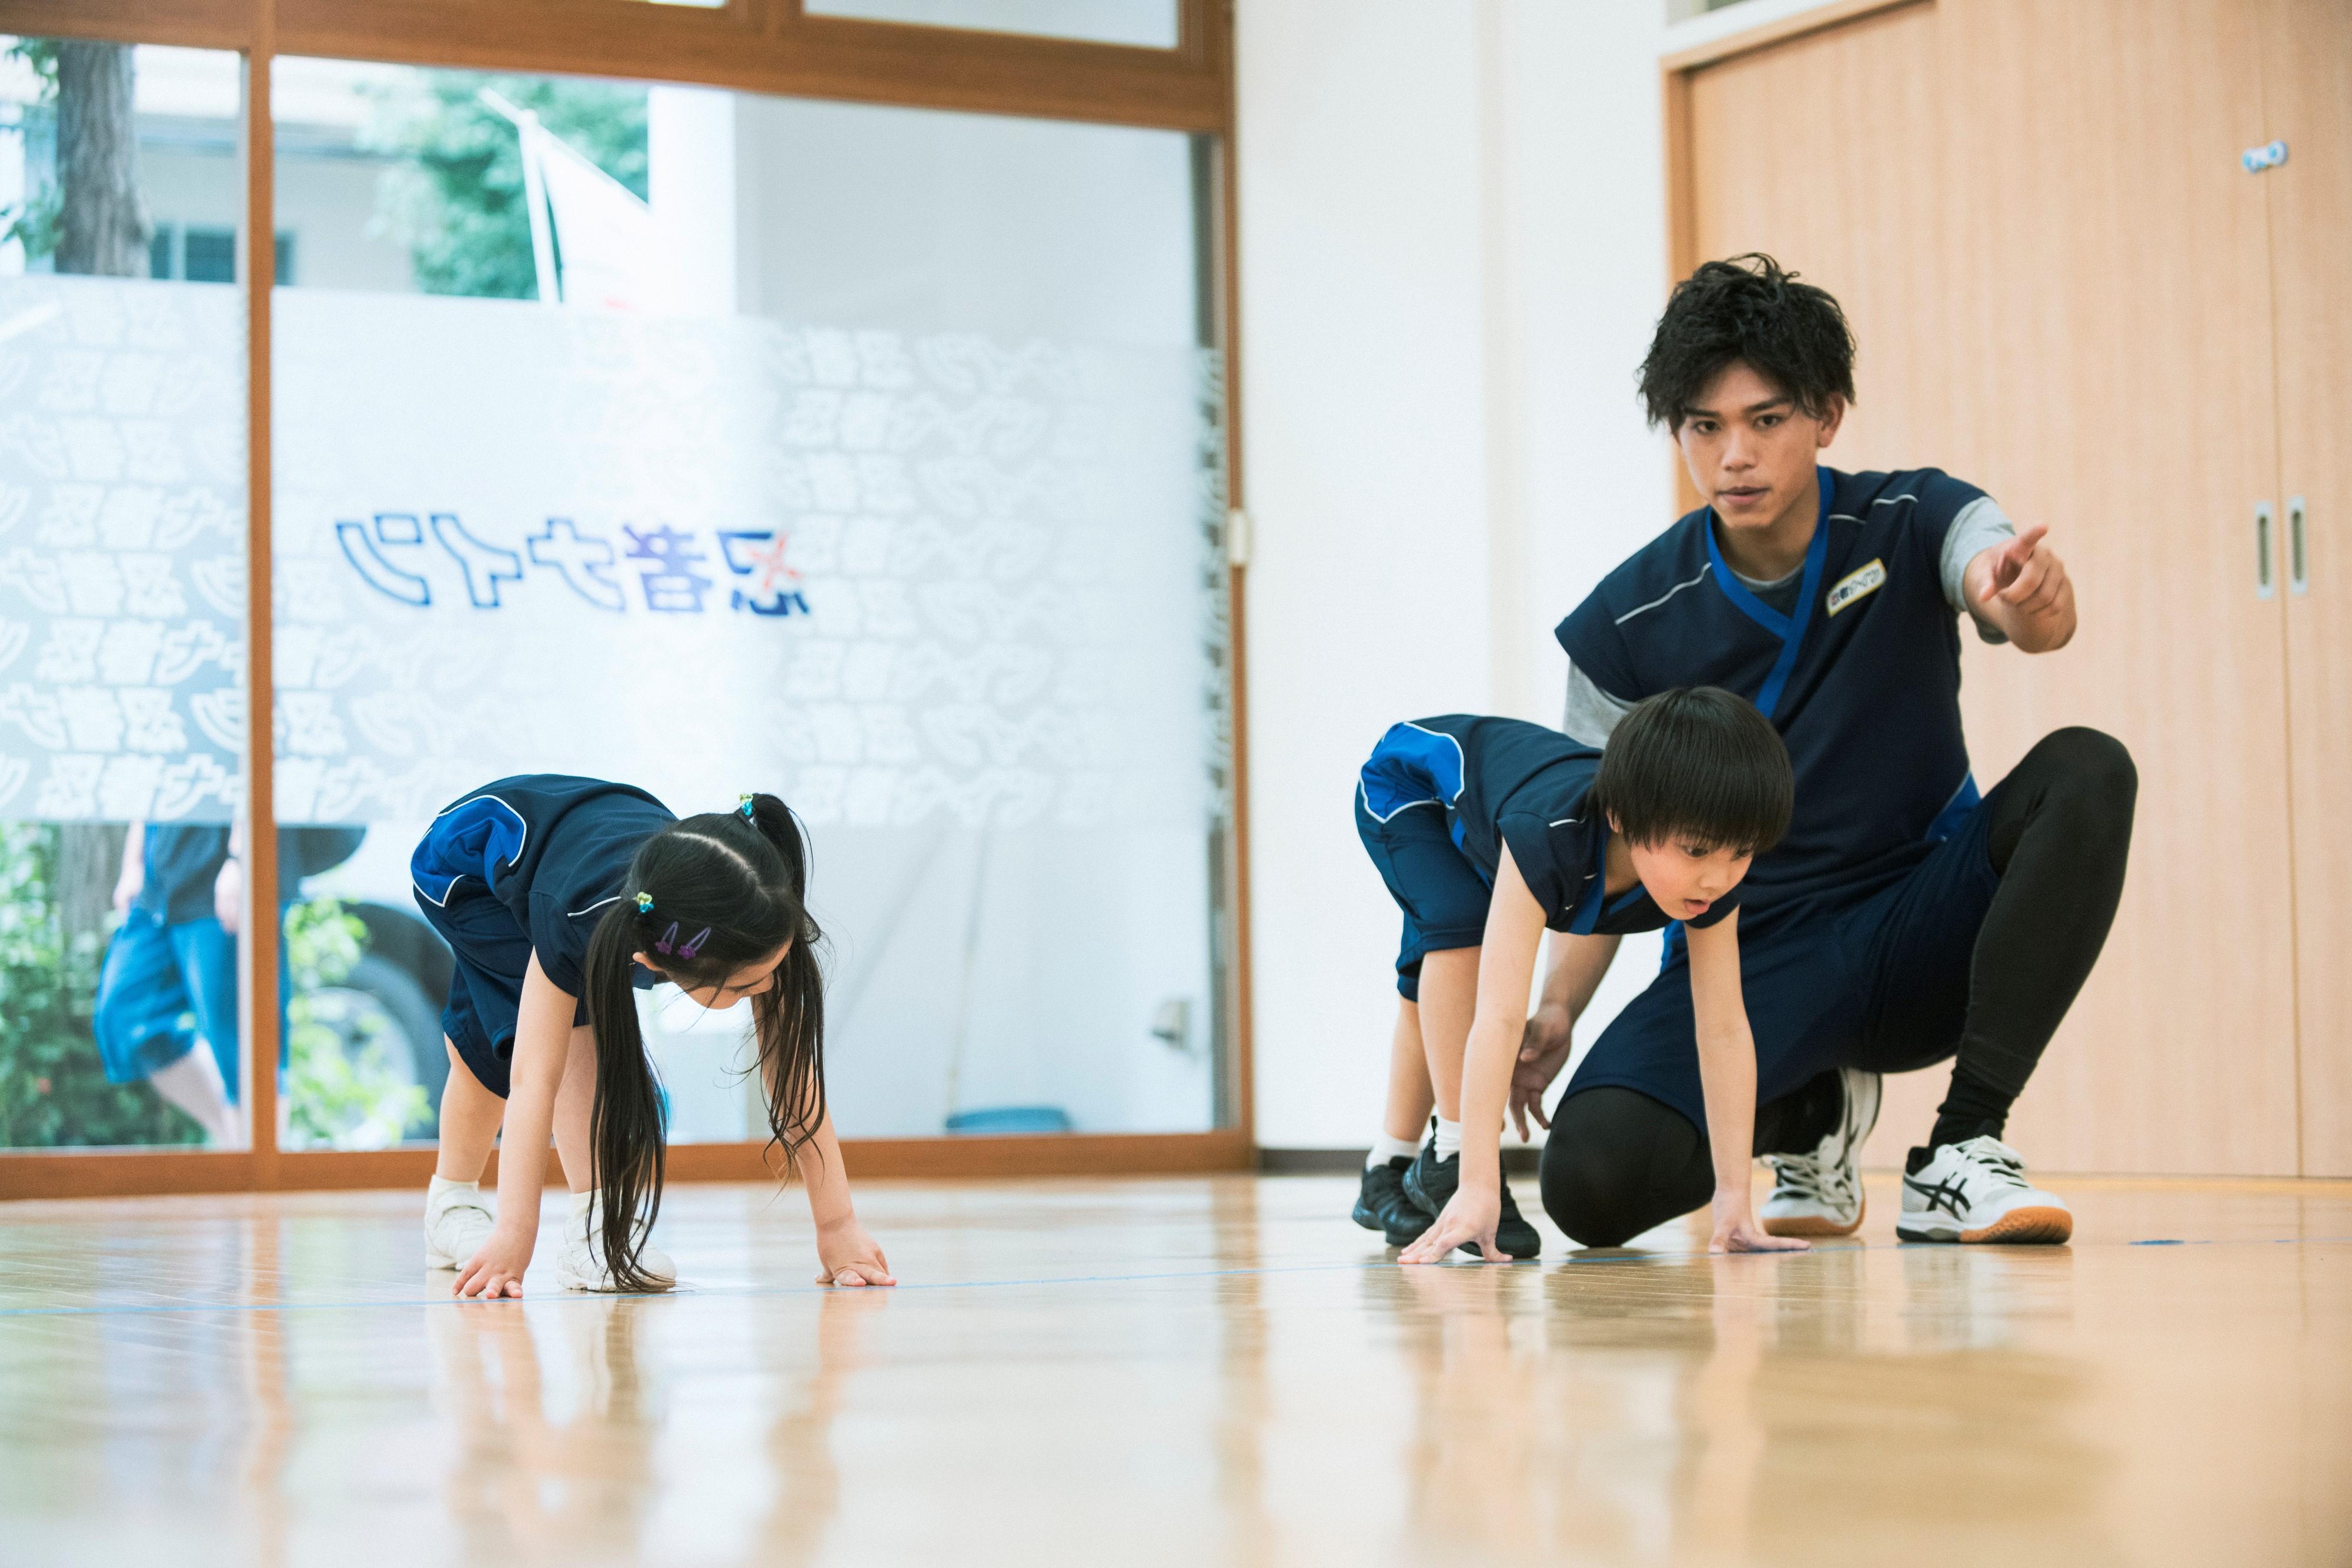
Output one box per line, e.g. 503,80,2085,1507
1562,662,1635,745
1942,496,2018,644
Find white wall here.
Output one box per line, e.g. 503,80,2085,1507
1237,0,1683,1149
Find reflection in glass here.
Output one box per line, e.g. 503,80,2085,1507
0,39,259,1151
271,62,1228,1143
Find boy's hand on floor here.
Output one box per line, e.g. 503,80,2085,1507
1399,1186,1508,1265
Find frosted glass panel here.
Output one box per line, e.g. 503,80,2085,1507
275,293,1225,1138
0,273,265,1152
272,65,1229,1142
0,277,244,820
806,0,1179,49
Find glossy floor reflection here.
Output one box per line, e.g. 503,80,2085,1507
2,1174,2348,1566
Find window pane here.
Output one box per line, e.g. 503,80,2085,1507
804,0,1179,49
0,39,255,1152
272,64,1228,1146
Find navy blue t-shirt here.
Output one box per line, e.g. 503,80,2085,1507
1360,715,1742,937
1555,466,1986,911
410,775,676,996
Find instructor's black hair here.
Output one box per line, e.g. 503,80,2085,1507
1590,687,1792,858
1638,253,1856,432
580,793,826,1292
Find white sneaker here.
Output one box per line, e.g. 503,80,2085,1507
1897,1135,2073,1245
1761,1068,1881,1238
554,1193,677,1292
423,1181,497,1269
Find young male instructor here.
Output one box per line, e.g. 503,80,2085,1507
1522,254,2136,1246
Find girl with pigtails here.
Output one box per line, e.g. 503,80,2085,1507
409,777,893,1295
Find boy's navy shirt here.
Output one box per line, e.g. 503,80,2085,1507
1555,465,1985,912
411,774,676,996
1360,714,1741,936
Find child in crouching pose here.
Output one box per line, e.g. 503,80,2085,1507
1348,688,1803,1261
412,777,891,1295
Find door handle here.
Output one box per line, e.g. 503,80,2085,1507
2257,502,2275,599
2288,496,2307,594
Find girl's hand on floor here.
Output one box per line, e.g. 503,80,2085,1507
455,1228,534,1298
815,1215,896,1287
1709,1189,1809,1254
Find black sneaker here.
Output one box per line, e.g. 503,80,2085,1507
1352,1156,1429,1248
1402,1141,1541,1259
1492,1175,1541,1260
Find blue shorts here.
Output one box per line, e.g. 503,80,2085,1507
93,908,288,1102
1561,794,2002,1129
415,881,536,1100
1355,788,1491,1002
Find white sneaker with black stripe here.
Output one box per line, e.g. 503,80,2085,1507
1760,1068,1881,1238
1897,1135,2073,1245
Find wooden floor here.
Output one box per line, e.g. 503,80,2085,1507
2,1173,2349,1567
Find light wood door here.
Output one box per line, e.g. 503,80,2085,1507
1682,0,2301,1174
2264,0,2352,1176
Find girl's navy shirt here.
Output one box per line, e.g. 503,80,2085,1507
1555,466,1985,912
410,774,676,995
1360,714,1742,937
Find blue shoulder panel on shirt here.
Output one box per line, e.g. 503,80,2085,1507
1359,722,1469,821
410,794,529,907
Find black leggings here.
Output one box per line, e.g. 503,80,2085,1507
1540,727,2136,1248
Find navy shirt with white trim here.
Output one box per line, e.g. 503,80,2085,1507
1555,465,1990,912
1360,714,1742,937
411,774,676,996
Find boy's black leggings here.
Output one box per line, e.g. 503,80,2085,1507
1541,727,2136,1248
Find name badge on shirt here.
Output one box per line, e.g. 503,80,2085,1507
1826,557,1887,616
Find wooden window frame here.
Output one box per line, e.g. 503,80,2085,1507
0,0,1254,1198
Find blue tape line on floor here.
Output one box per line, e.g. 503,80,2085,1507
2,1233,2344,1320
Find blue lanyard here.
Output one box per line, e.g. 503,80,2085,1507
1704,465,1833,722
1565,817,1658,935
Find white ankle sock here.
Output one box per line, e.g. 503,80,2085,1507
1433,1119,1463,1160
1368,1134,1419,1168
427,1175,478,1205
570,1187,597,1217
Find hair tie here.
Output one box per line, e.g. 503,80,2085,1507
739,793,757,821
634,891,654,914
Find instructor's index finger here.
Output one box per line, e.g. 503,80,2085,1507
1999,556,2048,603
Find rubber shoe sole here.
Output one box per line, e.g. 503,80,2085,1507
556,1248,677,1292
1762,1192,1866,1239
1898,1205,2073,1245
1382,1208,1430,1249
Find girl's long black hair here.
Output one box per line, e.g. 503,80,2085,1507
580,793,825,1291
